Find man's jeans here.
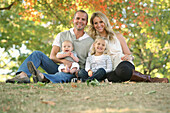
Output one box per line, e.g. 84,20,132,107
78,68,106,81
17,50,75,83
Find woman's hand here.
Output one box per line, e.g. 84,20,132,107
121,54,132,61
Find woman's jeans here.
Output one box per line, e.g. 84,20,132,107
17,51,75,83
78,68,106,82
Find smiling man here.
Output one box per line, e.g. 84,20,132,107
6,10,94,83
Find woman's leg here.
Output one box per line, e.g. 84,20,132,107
107,61,169,83
107,61,135,82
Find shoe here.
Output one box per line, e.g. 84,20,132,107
130,70,169,83
151,77,169,83
27,61,43,82
6,75,30,83
71,78,77,83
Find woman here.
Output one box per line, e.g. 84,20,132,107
87,11,168,83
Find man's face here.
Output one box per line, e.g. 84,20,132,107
73,12,88,31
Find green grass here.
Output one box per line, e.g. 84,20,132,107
0,82,170,113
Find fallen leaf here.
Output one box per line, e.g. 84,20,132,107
123,81,136,84
71,83,77,88
124,92,133,96
41,101,56,106
145,90,156,94
84,96,90,100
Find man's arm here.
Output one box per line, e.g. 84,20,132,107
50,46,61,63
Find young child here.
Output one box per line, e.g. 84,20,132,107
57,40,79,74
79,37,112,81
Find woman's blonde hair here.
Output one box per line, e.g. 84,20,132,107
90,36,109,55
88,11,116,41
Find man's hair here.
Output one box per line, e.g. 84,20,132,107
74,10,88,22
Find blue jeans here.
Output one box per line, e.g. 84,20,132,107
78,68,106,82
17,50,75,83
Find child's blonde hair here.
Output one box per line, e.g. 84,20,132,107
90,36,109,55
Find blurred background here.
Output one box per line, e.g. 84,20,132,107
0,0,169,81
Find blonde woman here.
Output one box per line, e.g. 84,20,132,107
78,37,112,82
87,11,168,83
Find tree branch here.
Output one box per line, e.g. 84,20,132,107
0,2,15,10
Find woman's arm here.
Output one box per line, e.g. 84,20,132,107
116,33,134,61
116,33,131,55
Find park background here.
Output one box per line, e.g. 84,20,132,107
0,0,169,81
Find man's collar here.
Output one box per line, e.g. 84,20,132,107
70,28,90,40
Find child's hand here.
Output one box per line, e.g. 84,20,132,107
65,52,71,56
70,52,74,57
88,70,93,77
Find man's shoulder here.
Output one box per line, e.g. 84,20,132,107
60,30,71,35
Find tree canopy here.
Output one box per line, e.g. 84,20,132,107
0,0,169,78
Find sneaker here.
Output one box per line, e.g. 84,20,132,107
71,78,77,83
6,76,30,83
27,61,43,82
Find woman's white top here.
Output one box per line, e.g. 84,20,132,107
107,36,134,70
85,54,112,73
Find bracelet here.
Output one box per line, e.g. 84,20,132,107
129,54,134,60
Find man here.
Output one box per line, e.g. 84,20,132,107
6,10,94,83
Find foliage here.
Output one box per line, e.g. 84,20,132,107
0,0,169,77
86,79,100,86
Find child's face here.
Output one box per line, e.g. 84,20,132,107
62,41,73,52
94,39,106,54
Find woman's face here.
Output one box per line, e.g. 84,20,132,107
93,17,105,33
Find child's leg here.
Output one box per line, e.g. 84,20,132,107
87,68,106,81
59,64,70,73
78,69,88,82
70,67,77,74
64,65,70,73
70,62,79,74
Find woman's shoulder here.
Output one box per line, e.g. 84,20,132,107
115,32,123,38
115,32,125,41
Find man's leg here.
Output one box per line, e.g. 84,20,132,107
6,51,59,83
43,72,75,83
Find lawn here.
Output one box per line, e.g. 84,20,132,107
0,82,170,113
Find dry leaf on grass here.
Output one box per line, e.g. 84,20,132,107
123,81,136,84
71,83,77,88
41,101,56,106
84,96,90,100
